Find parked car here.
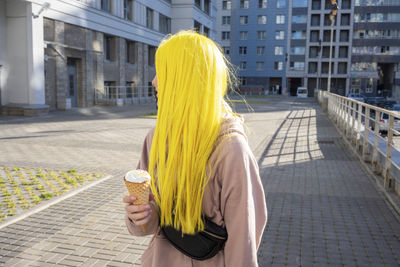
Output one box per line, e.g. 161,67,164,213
347,93,365,102
377,112,400,134
392,104,400,112
365,97,384,106
297,87,308,98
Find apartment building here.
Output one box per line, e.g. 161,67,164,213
0,0,215,115
228,0,288,94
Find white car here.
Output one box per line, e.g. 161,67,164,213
297,87,308,98
378,112,400,134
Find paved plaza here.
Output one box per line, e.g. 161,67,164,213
0,98,399,266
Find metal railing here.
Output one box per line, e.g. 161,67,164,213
94,86,156,106
318,90,400,192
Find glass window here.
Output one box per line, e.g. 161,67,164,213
290,61,305,71
222,16,231,25
222,31,230,40
257,46,265,55
290,46,306,55
256,62,264,70
258,31,266,40
240,61,247,70
222,0,231,10
311,14,320,26
258,15,267,24
308,62,317,73
101,0,112,13
126,40,136,64
276,15,285,24
293,0,308,7
240,31,248,40
146,8,154,29
275,46,284,55
104,35,114,61
148,46,156,66
240,0,249,8
292,15,307,23
194,20,201,33
277,0,286,8
159,14,171,34
275,31,284,40
239,46,247,55
240,16,248,25
356,0,400,6
223,46,230,55
292,30,307,39
274,61,283,70
259,0,267,8
124,0,133,21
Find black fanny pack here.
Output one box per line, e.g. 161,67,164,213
161,217,228,261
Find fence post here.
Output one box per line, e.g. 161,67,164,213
363,107,370,161
356,103,362,150
384,114,394,190
372,110,381,173
346,100,351,139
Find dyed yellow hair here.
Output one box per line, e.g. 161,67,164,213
149,31,231,234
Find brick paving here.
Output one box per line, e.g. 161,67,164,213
0,98,399,266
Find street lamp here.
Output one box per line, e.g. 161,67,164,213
327,0,338,93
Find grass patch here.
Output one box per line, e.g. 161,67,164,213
0,166,103,222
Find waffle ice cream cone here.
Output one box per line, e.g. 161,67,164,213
124,170,151,232
124,169,151,204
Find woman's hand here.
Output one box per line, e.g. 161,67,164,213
123,194,154,226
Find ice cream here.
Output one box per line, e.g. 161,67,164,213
124,169,151,205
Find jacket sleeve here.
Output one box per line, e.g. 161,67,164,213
219,134,267,267
125,128,160,236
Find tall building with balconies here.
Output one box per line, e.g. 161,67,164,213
350,0,400,98
0,0,216,115
286,0,353,96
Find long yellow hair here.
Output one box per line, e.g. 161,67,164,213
149,31,231,234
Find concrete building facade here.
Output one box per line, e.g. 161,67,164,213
0,0,216,115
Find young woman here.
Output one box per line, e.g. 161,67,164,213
123,31,267,266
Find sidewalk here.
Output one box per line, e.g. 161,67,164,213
0,98,399,266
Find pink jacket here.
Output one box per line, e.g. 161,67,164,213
126,117,268,267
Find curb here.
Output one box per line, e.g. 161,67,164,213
0,174,113,230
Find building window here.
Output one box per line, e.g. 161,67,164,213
240,77,247,86
258,15,267,24
351,62,377,71
309,31,319,42
275,46,284,55
195,0,201,8
257,46,265,55
159,14,171,34
274,61,283,70
292,15,307,23
194,20,202,33
204,0,210,14
366,78,373,93
148,46,156,66
222,0,231,10
146,8,154,29
311,14,320,26
277,0,286,8
101,0,112,13
342,0,351,9
308,62,318,73
239,46,247,55
240,31,248,40
223,47,230,55
256,62,264,70
222,31,230,40
312,0,321,9
338,62,347,74
126,40,136,64
259,0,267,8
240,16,248,25
293,0,308,7
290,46,305,55
203,26,210,37
309,47,318,58
222,16,231,25
258,31,266,40
240,61,247,70
276,15,285,24
275,30,284,40
340,30,349,42
290,61,305,71
104,35,115,61
240,0,249,9
341,14,350,26
124,0,133,21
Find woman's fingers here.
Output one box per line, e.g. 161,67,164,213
123,195,136,203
